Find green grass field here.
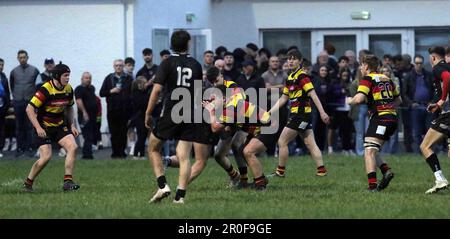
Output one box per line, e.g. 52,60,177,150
1,154,450,219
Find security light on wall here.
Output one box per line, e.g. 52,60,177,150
351,11,370,20
186,13,195,23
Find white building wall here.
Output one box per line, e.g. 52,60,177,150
0,0,129,137
210,0,259,50
133,0,211,67
209,0,450,50
253,0,450,29
0,0,126,92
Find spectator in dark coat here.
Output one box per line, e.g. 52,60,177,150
75,72,98,159
0,58,11,158
130,76,150,158
100,59,132,158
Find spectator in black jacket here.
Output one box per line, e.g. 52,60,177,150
235,60,265,105
402,55,434,153
223,51,240,81
75,72,98,159
100,59,132,158
130,76,149,159
136,48,158,91
136,48,161,124
394,54,414,152
312,65,331,152
0,58,11,158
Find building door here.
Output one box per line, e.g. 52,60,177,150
185,29,212,64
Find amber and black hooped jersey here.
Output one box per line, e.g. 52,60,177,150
223,79,246,102
357,73,400,117
29,80,74,127
282,68,314,115
218,94,270,136
223,79,238,89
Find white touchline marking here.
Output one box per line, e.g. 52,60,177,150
1,178,23,187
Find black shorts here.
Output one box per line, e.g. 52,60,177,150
430,112,450,137
254,133,275,150
285,114,312,132
365,115,398,141
152,112,195,141
219,126,238,140
34,125,72,147
241,133,273,151
193,123,220,146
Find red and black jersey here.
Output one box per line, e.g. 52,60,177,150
432,60,450,103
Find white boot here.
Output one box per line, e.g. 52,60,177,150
129,141,136,156
10,138,17,151
2,138,10,151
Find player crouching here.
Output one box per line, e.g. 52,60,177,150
203,85,274,190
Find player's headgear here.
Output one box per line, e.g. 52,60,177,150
51,61,71,84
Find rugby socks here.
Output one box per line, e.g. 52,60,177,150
367,172,377,189
254,175,267,188
276,165,285,176
64,175,73,182
426,153,441,173
317,165,327,174
226,165,239,179
379,163,390,175
425,153,446,181
175,188,186,201
157,175,167,189
239,167,248,183
24,177,34,186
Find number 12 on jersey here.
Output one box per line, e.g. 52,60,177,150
177,66,192,86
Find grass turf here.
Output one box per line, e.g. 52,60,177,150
1,154,449,218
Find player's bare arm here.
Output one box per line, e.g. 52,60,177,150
25,104,46,138
202,100,225,133
268,94,288,114
347,92,366,106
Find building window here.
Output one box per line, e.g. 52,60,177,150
415,29,450,70
324,35,356,59
369,34,401,59
262,30,311,61
189,35,207,64
152,29,170,64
